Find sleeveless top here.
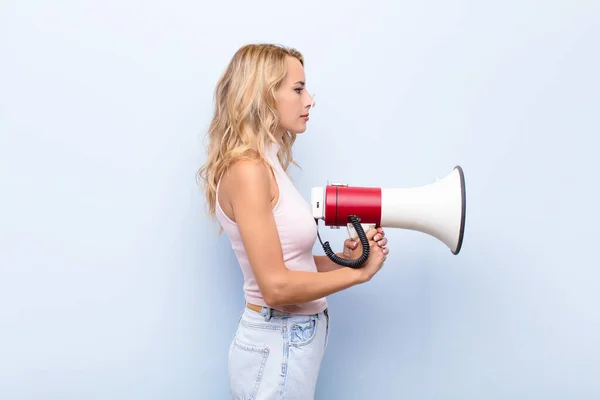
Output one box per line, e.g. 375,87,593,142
215,141,328,315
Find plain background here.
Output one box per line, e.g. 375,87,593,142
1,0,599,398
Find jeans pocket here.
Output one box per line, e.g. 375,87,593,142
228,335,270,399
290,315,318,347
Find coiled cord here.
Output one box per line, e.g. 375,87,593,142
316,215,370,268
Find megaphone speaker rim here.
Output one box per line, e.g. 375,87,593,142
452,165,467,255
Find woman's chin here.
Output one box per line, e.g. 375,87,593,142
294,123,308,134
280,122,308,135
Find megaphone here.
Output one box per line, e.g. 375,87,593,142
311,165,467,268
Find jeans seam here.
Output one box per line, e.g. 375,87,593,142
324,310,330,350
279,319,289,400
241,319,281,331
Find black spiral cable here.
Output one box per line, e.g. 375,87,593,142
316,215,370,268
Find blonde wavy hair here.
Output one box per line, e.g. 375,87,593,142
196,43,304,220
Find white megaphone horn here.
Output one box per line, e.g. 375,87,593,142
311,166,467,268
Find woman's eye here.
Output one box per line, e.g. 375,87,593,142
295,88,303,93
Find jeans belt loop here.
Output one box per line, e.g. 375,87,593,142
263,306,272,321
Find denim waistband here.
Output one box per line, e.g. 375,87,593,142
247,304,328,322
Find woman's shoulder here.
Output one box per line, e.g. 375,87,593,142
219,156,274,202
223,157,271,186
218,156,279,223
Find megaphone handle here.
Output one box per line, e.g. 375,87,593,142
316,215,371,268
347,223,377,240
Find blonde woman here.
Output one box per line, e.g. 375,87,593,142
198,43,389,399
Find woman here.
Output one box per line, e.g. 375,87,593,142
197,43,389,399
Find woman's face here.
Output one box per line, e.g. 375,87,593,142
274,56,313,136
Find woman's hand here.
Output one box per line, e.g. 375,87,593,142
342,227,389,282
342,227,389,260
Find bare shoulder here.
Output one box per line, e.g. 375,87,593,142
227,158,271,186
222,158,271,198
219,157,274,220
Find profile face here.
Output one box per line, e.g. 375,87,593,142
275,56,313,135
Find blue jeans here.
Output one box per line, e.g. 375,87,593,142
228,305,330,399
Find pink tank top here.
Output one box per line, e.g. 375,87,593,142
215,141,328,315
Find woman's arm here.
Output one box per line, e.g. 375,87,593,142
226,159,374,307
314,246,354,272
313,254,345,273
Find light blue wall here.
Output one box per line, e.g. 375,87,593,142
2,1,599,398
